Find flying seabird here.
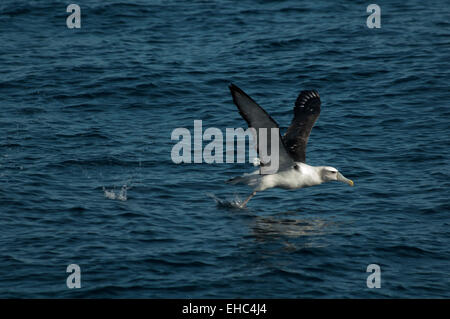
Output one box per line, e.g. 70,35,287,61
227,83,354,208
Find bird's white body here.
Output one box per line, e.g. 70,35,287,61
255,163,322,192
228,162,353,195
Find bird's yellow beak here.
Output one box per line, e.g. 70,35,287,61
337,172,354,187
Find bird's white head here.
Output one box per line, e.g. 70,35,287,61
320,166,354,186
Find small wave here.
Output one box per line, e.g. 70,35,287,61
279,7,309,13
18,107,46,115
90,2,153,15
1,5,31,17
376,245,433,257
55,132,108,139
263,38,303,49
58,158,155,168
0,143,21,148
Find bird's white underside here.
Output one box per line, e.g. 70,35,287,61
246,162,323,192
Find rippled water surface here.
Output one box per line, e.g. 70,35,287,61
0,0,449,298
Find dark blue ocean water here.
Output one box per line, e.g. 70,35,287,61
1,0,449,298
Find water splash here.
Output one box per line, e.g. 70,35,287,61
207,193,246,209
103,185,128,201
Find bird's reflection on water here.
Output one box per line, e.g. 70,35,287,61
210,193,339,251
249,210,336,251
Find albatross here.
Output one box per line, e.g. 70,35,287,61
226,83,354,208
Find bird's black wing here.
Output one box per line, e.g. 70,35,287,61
229,83,294,173
283,90,321,163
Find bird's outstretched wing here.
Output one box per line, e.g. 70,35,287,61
229,83,294,173
283,90,321,163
